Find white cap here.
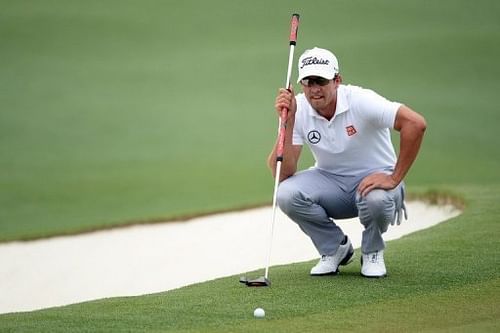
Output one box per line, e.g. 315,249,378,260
297,47,339,82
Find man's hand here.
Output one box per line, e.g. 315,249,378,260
357,172,399,197
274,86,297,121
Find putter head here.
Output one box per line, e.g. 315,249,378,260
239,276,270,287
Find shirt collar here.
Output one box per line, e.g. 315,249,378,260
335,85,349,115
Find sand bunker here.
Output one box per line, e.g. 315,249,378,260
0,201,460,314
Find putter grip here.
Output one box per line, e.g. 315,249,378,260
276,108,287,161
289,14,300,45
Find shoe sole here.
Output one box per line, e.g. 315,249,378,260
360,273,387,278
310,270,339,276
340,247,354,266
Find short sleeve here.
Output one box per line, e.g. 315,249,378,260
291,95,307,145
292,126,304,145
354,88,401,129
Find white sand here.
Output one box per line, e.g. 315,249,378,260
0,202,460,314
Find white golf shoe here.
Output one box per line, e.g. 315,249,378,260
310,237,354,276
361,250,387,278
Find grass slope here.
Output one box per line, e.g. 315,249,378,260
0,186,499,332
1,0,499,331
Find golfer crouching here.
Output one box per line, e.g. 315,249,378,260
268,47,426,277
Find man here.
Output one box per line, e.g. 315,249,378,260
269,47,426,278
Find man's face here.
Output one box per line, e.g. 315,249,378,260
300,76,338,112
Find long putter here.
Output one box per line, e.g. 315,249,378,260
240,13,300,287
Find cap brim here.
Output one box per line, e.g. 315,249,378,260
297,70,336,83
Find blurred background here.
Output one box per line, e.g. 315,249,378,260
1,0,499,241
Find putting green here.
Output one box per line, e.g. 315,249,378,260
0,0,499,330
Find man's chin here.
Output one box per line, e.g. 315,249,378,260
310,100,325,109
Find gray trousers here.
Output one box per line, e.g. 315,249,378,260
276,168,405,255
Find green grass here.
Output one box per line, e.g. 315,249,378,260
1,0,499,331
0,186,498,332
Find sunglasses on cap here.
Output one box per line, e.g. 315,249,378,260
300,76,331,87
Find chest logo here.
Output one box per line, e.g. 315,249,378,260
307,130,321,144
346,125,357,136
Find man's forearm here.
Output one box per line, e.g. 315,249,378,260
267,116,298,180
392,119,426,184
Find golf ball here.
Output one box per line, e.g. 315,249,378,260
254,307,265,318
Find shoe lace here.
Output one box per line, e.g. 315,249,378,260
369,252,379,263
318,255,335,264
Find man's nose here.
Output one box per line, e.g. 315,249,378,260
309,84,321,91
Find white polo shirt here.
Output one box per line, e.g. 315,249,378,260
293,84,402,176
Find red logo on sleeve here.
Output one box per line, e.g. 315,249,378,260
346,125,357,136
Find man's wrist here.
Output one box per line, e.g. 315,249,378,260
390,174,402,185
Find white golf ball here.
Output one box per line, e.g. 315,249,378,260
253,307,265,318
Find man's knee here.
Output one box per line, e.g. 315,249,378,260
276,179,303,215
356,190,395,226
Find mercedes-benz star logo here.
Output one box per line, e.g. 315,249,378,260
307,130,321,144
